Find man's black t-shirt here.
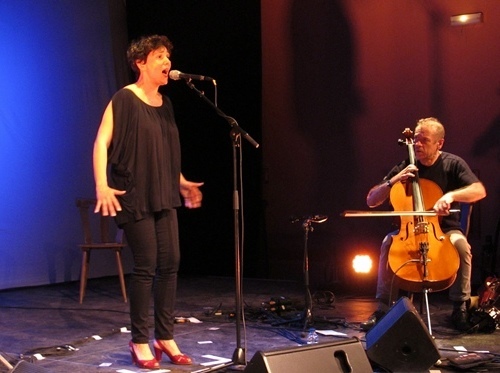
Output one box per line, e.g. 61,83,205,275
382,152,479,232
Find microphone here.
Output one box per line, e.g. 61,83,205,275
169,70,214,82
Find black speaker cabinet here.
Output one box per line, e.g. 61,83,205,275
244,337,372,373
366,296,440,372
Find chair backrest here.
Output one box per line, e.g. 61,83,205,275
76,198,122,244
460,202,473,237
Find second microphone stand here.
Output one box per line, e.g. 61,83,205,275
183,79,259,371
273,216,328,334
298,215,328,333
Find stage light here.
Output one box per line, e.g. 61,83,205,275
352,254,372,274
450,12,483,26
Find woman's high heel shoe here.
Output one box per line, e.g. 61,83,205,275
129,341,160,370
153,340,192,365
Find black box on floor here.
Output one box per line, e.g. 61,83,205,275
366,296,440,372
244,337,372,373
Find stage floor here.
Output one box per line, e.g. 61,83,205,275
0,276,498,372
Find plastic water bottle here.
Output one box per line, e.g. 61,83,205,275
306,328,319,344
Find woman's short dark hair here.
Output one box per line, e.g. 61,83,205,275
127,35,174,75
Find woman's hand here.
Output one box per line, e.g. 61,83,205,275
95,186,126,216
180,174,204,209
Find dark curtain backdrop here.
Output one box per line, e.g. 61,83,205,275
261,0,500,291
125,0,264,278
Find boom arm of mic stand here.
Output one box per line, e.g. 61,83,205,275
184,81,260,148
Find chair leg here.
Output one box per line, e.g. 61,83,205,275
80,249,90,304
0,353,14,370
115,250,127,303
408,291,414,303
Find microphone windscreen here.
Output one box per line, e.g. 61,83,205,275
169,70,181,80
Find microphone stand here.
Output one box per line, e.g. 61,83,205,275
301,218,314,332
183,79,259,371
295,216,328,333
271,215,327,334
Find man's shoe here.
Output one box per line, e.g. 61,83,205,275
360,310,386,331
451,308,471,332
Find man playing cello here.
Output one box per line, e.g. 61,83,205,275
361,117,487,332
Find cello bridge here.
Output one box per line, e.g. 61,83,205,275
414,221,429,235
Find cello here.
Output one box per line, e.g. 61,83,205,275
388,128,460,293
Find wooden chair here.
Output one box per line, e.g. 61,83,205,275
76,198,127,303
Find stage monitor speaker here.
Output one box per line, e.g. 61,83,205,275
366,296,440,372
244,337,372,373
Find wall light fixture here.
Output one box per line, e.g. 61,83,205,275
450,12,483,26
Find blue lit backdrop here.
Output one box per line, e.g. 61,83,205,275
0,1,131,289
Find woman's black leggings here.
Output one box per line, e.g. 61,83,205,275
122,209,180,343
